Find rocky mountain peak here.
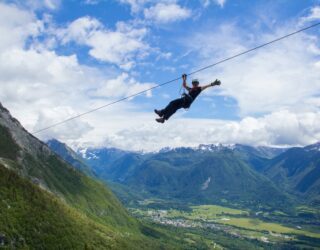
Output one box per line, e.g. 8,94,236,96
0,102,53,163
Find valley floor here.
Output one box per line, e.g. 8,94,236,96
129,200,320,249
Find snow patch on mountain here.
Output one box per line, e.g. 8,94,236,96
304,142,320,152
197,143,236,152
77,148,100,160
201,177,211,190
157,144,235,154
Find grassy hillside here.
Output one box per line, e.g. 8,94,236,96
0,123,135,229
0,164,199,249
47,139,94,177
0,163,116,249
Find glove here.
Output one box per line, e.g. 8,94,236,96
182,73,187,80
211,79,221,86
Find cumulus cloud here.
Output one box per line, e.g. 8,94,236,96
32,106,93,140
0,46,153,140
118,0,150,13
144,3,191,23
11,0,61,10
201,0,226,8
0,2,155,142
186,23,320,116
69,109,320,152
118,0,192,23
301,6,320,23
58,17,149,69
83,0,100,5
0,47,101,139
42,0,60,9
59,16,102,44
0,3,42,51
90,73,155,99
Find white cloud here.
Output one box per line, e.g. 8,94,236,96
0,3,42,51
58,17,149,69
32,106,93,140
0,47,100,137
68,109,320,152
185,23,320,116
0,43,154,139
0,3,155,142
201,0,226,8
90,73,155,98
83,0,100,5
144,3,191,23
11,0,61,10
43,0,60,9
301,6,320,23
60,16,102,44
118,0,150,13
117,0,193,22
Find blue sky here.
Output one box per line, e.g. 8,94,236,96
0,0,320,151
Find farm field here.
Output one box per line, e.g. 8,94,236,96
129,202,320,248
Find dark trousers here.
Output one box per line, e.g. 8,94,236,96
160,98,185,120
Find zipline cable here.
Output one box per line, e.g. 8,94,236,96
32,21,320,135
188,22,320,76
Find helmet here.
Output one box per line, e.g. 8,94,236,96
192,79,199,85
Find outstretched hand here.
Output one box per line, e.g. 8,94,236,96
211,79,221,86
182,73,187,81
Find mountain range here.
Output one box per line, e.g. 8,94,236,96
263,143,320,206
48,139,320,211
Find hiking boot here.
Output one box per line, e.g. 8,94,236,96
156,117,165,123
154,109,163,117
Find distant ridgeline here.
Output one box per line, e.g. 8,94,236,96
49,139,320,211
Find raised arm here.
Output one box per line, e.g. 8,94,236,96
182,74,191,91
201,79,221,91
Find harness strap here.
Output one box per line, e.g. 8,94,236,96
182,93,193,102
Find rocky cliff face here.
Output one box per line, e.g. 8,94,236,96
0,102,51,157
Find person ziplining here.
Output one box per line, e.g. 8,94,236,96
30,21,320,134
154,74,221,123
